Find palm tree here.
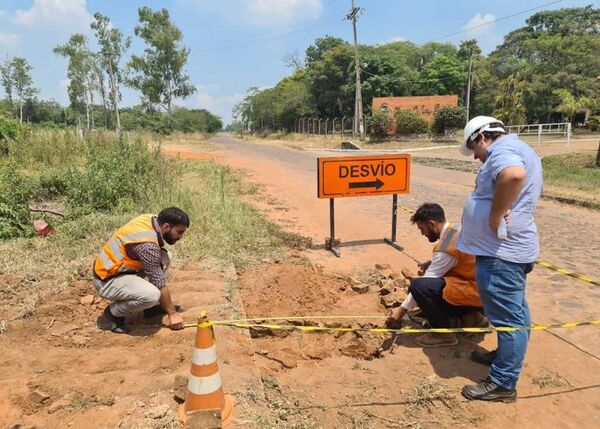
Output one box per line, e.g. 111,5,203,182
553,88,597,125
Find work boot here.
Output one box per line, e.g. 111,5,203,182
415,332,458,347
471,348,497,366
143,304,183,319
462,377,516,403
461,311,489,328
101,306,132,334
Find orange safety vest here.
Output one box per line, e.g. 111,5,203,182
433,223,481,307
93,214,160,280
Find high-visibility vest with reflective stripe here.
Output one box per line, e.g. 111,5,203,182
433,223,481,307
94,214,159,280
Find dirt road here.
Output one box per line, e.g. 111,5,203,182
1,134,599,428
210,134,600,427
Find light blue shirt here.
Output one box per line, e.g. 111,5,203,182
457,134,543,263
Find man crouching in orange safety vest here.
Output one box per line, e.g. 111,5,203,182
93,207,189,333
387,203,488,347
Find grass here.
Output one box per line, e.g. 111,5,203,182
542,151,600,209
0,129,310,329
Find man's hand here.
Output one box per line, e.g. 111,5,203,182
417,260,432,276
386,307,407,329
169,312,184,330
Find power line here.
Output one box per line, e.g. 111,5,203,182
188,6,347,53
431,0,567,42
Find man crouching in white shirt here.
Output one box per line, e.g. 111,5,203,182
387,203,488,347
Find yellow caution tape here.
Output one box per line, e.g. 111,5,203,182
187,317,600,334
535,259,600,286
397,204,599,287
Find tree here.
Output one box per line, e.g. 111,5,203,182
416,54,466,96
10,57,38,123
127,7,196,115
91,13,130,133
0,58,14,105
493,73,528,125
305,36,347,65
54,34,97,129
553,88,597,124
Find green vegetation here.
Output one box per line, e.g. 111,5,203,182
0,127,308,323
0,6,221,135
235,6,600,135
431,106,466,135
367,108,392,138
542,151,600,208
394,109,429,134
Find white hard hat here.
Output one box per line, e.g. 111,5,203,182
460,116,506,156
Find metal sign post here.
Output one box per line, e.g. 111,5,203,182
384,194,404,251
317,154,410,257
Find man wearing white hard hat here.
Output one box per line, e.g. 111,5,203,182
457,116,543,402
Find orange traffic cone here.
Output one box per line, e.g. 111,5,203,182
178,314,234,428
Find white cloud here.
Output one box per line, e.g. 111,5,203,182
247,0,322,26
389,36,406,43
193,85,244,124
462,13,496,36
14,0,93,31
186,0,323,27
0,32,21,49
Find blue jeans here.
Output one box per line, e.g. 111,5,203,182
476,256,533,390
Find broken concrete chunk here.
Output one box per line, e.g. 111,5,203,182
351,283,369,294
401,268,415,279
173,375,188,402
377,268,393,278
379,279,396,295
80,295,95,306
29,389,50,404
374,263,391,270
389,271,404,281
145,404,169,419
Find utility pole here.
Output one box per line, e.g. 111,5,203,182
465,46,473,121
348,1,365,140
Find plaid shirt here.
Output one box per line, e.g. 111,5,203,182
125,216,166,289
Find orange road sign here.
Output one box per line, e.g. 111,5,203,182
317,154,410,198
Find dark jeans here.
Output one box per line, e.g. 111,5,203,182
409,277,482,328
476,256,534,390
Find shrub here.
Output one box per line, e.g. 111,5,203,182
0,116,22,157
65,134,176,214
587,115,600,132
367,109,393,138
431,105,466,135
0,161,36,239
394,109,429,135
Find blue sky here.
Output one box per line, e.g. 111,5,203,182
0,0,598,124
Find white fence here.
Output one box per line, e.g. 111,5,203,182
506,122,572,145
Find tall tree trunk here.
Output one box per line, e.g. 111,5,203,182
86,100,90,130
19,101,23,123
108,61,120,134
596,141,600,168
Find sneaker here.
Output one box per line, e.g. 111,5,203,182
461,377,516,403
415,332,458,348
143,304,183,319
101,306,132,334
471,349,497,366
